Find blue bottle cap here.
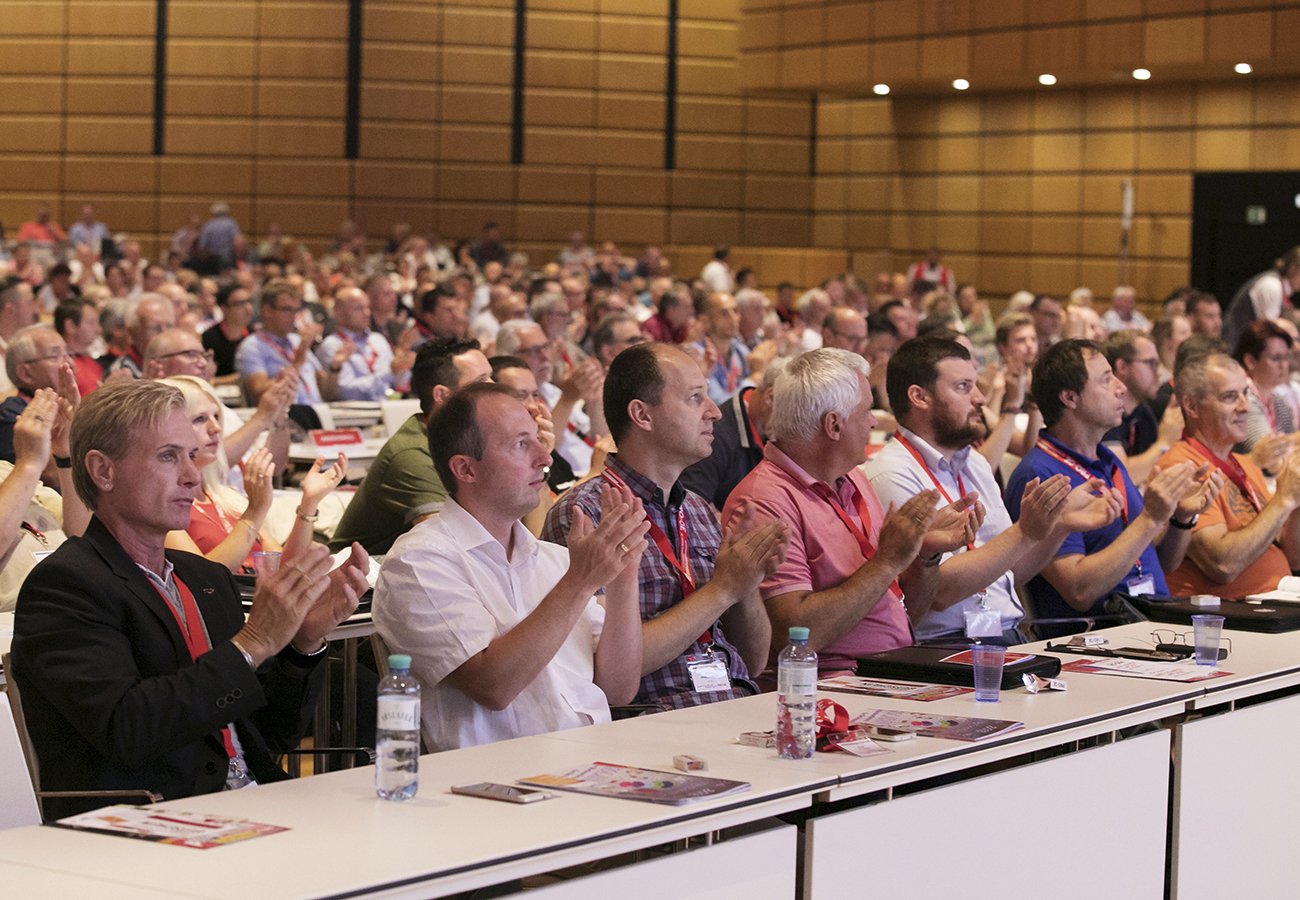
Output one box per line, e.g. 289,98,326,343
388,654,412,669
788,626,810,641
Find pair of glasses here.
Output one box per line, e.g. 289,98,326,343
1150,629,1233,657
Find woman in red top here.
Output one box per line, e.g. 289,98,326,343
161,375,346,573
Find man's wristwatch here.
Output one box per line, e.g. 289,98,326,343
1169,513,1199,530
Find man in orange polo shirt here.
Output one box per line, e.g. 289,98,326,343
1156,352,1300,597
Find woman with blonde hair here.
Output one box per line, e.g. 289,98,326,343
160,375,347,573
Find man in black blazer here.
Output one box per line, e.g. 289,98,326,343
12,380,369,819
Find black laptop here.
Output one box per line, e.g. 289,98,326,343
1128,594,1300,634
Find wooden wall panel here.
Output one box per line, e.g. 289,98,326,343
815,74,1300,307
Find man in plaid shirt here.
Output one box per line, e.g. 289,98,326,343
543,344,789,710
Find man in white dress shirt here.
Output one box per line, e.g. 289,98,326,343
373,382,647,750
865,335,1117,643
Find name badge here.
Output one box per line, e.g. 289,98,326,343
686,654,731,693
964,607,1002,639
1125,573,1156,596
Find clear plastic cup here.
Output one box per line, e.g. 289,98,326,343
971,644,1006,702
1191,614,1225,667
252,550,282,579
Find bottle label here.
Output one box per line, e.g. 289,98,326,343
377,695,420,730
778,664,817,695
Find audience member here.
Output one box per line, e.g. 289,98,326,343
54,298,103,397
1030,294,1064,349
700,245,734,294
0,388,88,611
906,247,954,293
866,337,1111,643
724,349,973,674
11,380,368,817
316,286,412,401
203,283,254,380
696,292,749,404
1223,246,1300,347
1006,340,1216,634
1187,291,1224,340
330,338,492,554
680,357,785,512
0,325,72,464
1101,285,1151,334
543,344,789,710
236,280,335,405
375,383,647,750
591,312,646,370
1156,353,1300,597
108,292,175,378
1101,330,1183,482
1233,320,1297,451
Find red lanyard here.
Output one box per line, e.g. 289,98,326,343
742,389,764,449
21,522,48,547
148,574,237,759
258,331,294,364
602,466,711,647
893,432,973,551
347,331,378,373
566,421,596,448
1036,437,1130,525
810,480,877,558
1184,436,1263,513
807,477,903,600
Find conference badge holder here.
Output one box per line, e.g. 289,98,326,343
964,601,1001,639
686,652,731,693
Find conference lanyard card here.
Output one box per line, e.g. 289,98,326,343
964,607,1002,639
1126,574,1156,596
686,654,731,693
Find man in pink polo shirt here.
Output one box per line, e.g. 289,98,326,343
723,348,980,675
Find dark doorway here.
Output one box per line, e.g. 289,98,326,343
1191,171,1300,302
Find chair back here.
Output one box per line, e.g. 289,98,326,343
0,689,41,829
381,399,421,437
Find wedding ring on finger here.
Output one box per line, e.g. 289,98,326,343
618,541,631,555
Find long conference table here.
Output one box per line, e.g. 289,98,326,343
2,620,1299,899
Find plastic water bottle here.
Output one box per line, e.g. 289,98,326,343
375,654,420,800
776,626,818,760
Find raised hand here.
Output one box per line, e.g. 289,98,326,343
1141,460,1200,523
876,490,941,571
921,491,982,556
239,542,340,663
1057,477,1123,533
12,389,57,472
300,453,347,509
1174,464,1222,522
1016,474,1072,540
712,510,791,601
295,542,370,651
567,482,650,594
240,447,277,521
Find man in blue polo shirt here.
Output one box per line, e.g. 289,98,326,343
1006,340,1219,632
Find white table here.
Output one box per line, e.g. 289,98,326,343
8,621,1300,897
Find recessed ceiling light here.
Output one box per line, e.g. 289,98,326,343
1038,73,1057,86
872,83,890,96
952,78,970,91
1235,63,1253,75
1132,68,1152,81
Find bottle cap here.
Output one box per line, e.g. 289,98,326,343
788,626,810,641
388,654,412,670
